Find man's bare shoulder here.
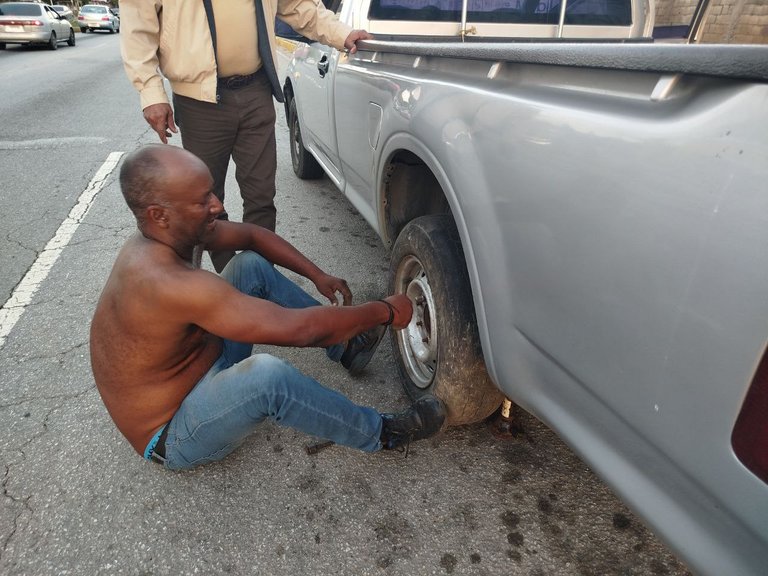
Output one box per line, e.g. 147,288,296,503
95,235,224,324
115,236,217,288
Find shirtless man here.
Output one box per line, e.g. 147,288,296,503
89,145,445,470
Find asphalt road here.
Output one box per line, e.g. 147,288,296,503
0,32,693,575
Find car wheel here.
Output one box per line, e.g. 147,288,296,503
81,27,88,33
48,32,58,50
0,43,6,50
389,214,503,425
67,29,75,46
109,25,115,34
288,98,324,179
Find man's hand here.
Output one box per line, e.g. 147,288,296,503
382,294,413,330
344,29,373,54
314,273,353,306
143,103,178,144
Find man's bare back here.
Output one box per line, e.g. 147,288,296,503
90,234,222,453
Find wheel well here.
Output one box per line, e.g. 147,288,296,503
381,150,451,246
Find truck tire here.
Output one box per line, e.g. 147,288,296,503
288,98,324,180
389,215,503,425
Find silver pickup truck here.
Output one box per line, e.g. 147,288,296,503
282,1,768,574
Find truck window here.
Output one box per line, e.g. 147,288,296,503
368,0,632,26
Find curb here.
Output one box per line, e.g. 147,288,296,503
276,37,299,53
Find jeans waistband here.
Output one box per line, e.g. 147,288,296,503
145,424,169,464
217,68,264,90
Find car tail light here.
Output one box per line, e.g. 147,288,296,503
101,16,110,21
4,19,43,26
77,15,84,20
732,345,768,484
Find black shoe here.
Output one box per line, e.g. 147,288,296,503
380,395,446,452
340,324,387,375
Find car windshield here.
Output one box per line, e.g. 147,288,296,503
80,6,108,14
0,3,44,16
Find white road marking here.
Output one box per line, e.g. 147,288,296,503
0,137,108,150
0,151,124,350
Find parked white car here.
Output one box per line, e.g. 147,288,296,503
51,4,74,21
77,3,119,34
0,1,75,50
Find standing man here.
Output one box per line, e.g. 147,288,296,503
90,145,446,470
119,0,371,271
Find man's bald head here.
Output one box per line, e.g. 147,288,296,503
119,145,208,225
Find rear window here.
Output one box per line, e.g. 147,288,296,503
80,6,108,14
0,3,44,16
369,0,632,26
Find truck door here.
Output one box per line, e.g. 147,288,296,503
288,2,345,181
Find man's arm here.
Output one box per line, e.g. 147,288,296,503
171,267,412,348
276,0,370,52
204,220,352,305
119,0,177,143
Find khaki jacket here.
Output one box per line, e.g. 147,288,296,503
119,0,352,109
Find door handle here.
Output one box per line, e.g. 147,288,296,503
317,55,329,78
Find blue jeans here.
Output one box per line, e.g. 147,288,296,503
152,251,384,470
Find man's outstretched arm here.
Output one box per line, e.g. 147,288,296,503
167,266,412,348
204,220,353,305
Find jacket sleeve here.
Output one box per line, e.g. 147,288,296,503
276,0,353,50
119,0,169,109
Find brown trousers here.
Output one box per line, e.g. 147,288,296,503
173,71,277,271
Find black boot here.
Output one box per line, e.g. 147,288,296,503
380,395,446,452
340,325,387,375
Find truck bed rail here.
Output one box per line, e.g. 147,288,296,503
357,40,768,82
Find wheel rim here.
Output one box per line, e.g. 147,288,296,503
394,254,437,388
289,114,301,171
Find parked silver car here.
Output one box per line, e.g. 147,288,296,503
77,4,119,34
51,5,74,22
0,1,75,50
